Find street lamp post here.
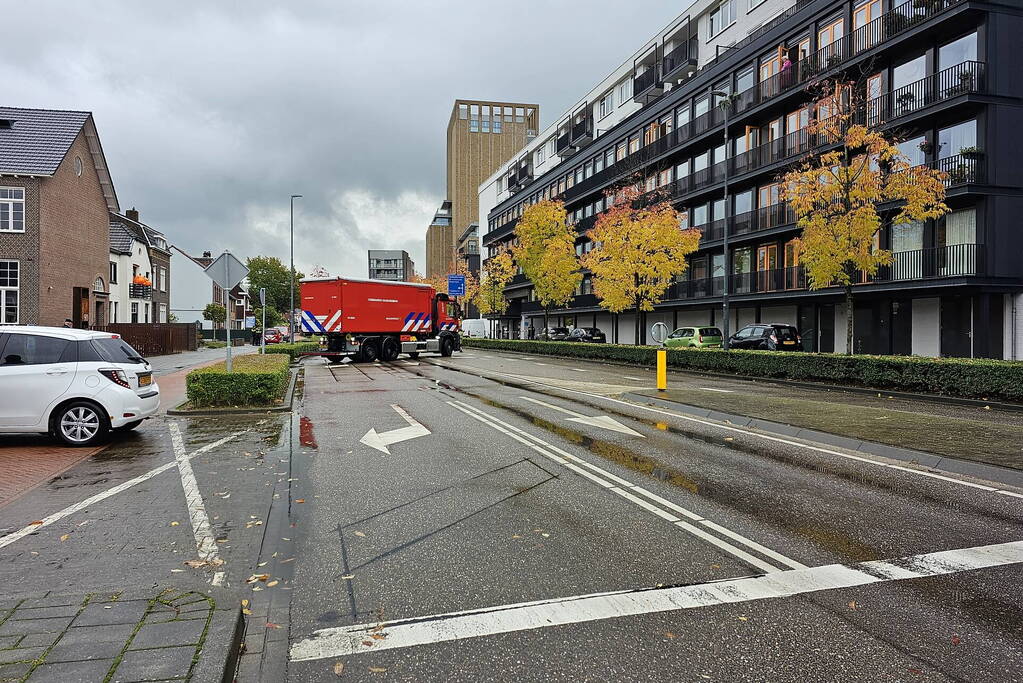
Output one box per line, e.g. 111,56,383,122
711,89,738,350
289,194,302,341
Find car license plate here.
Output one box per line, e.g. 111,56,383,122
783,340,795,345
139,374,152,386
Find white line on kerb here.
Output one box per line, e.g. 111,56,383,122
447,400,803,574
0,431,244,551
169,423,226,586
699,387,734,393
482,369,1023,500
291,539,1023,661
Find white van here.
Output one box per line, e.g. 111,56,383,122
461,319,489,338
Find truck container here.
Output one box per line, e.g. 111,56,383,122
298,277,461,362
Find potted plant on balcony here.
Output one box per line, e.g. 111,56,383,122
896,91,916,113
912,0,943,12
945,70,975,97
958,146,983,160
132,274,152,287
918,139,933,155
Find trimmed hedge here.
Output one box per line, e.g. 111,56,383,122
186,354,291,407
262,341,320,361
461,338,1023,402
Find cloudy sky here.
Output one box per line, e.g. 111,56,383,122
5,1,686,278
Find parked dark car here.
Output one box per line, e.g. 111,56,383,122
728,324,803,351
539,327,571,341
567,327,606,343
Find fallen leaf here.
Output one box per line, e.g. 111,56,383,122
246,574,271,583
295,499,306,504
280,557,296,563
664,632,676,639
710,564,721,569
362,640,374,647
267,580,279,587
512,535,522,539
242,609,253,615
340,574,355,580
353,531,366,538
368,666,387,673
737,616,749,622
333,661,345,676
370,633,387,640
848,600,857,610
170,521,180,527
258,561,268,567
29,521,43,526
951,634,961,646
265,622,281,629
171,569,185,573
60,534,69,542
241,599,249,608
724,437,734,442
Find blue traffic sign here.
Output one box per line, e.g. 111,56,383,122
447,274,466,297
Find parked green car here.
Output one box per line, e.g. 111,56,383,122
664,326,723,349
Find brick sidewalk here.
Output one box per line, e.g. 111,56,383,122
0,587,239,682
0,444,106,510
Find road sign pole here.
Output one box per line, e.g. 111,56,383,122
224,257,232,372
259,287,267,355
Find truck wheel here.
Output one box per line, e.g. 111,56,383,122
381,337,400,362
440,336,453,357
361,339,380,363
407,352,420,359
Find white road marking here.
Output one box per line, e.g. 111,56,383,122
0,431,245,551
519,396,644,437
571,368,588,373
169,422,225,586
359,404,431,454
291,538,1023,661
699,387,735,393
533,363,548,366
480,369,1023,500
623,376,646,381
448,400,801,573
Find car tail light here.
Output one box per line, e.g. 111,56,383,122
698,335,703,343
99,369,131,388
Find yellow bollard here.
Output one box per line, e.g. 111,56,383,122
657,349,667,392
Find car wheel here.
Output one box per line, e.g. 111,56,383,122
440,336,453,357
361,339,380,363
381,337,400,362
53,401,109,447
114,420,144,433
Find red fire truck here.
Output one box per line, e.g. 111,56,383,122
298,277,461,362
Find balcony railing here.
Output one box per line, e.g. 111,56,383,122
129,284,152,300
556,130,576,157
661,42,697,84
570,117,594,146
875,244,985,281
633,66,663,101
672,276,724,299
867,61,985,126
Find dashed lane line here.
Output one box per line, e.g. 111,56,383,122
290,538,1023,660
169,422,226,586
0,431,246,551
448,399,804,574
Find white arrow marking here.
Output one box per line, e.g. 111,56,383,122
519,396,644,437
359,404,431,454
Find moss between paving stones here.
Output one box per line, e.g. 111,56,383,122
636,387,1023,469
462,338,1023,403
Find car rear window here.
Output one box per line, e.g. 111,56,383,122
583,328,601,334
773,326,799,340
90,338,146,363
552,328,569,333
700,328,722,337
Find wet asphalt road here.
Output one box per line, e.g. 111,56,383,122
1,353,1022,681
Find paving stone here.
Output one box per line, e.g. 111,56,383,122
11,633,56,649
0,635,21,649
59,623,136,646
128,620,205,650
0,646,46,664
113,645,195,681
0,661,32,680
29,657,115,682
73,601,149,627
17,596,83,610
45,637,127,663
10,605,81,621
0,616,73,637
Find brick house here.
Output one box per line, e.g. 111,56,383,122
108,208,172,323
0,106,119,327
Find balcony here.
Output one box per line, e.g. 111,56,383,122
633,66,663,102
866,61,985,127
507,164,532,193
875,244,985,281
556,130,577,158
930,153,985,186
570,117,594,146
129,284,152,300
660,42,697,85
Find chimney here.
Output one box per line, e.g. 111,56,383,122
126,207,140,222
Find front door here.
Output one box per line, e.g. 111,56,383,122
757,245,778,291
784,240,801,288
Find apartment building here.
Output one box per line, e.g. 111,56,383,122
425,100,539,277
481,0,1022,358
368,249,414,281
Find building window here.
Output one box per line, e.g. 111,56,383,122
459,104,468,119
112,301,118,323
74,156,83,177
494,119,502,133
131,302,139,323
0,188,25,232
469,119,479,132
617,78,633,104
938,120,977,158
598,91,613,119
708,0,736,39
159,266,167,292
160,303,168,323
939,32,978,70
0,260,18,324
536,145,546,165
145,303,150,323
109,261,118,284
749,0,767,9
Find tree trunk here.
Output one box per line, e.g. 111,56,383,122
845,284,854,355
634,274,642,346
544,306,549,340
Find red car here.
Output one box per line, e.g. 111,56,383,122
263,328,283,344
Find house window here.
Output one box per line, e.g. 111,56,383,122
159,266,167,292
494,119,502,133
0,260,18,324
145,303,150,323
112,301,118,323
939,32,978,70
536,145,545,165
598,91,613,119
459,104,468,119
818,17,844,48
708,0,736,39
131,302,139,323
938,120,977,158
0,188,25,232
628,136,640,154
617,78,633,104
109,261,118,284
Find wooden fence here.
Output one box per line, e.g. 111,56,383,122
93,323,199,356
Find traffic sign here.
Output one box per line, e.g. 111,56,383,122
204,251,248,290
259,287,267,306
447,274,466,297
650,322,669,345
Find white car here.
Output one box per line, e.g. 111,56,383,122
0,326,160,446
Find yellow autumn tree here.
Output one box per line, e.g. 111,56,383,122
581,186,700,345
782,82,948,354
512,200,580,333
475,248,515,316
